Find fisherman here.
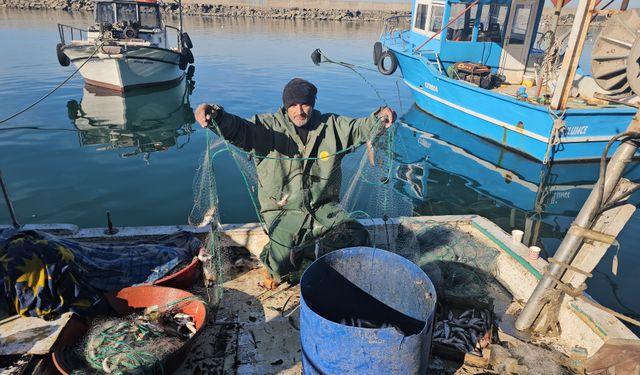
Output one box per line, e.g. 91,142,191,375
195,78,395,289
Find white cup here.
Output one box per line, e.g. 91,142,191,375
529,246,541,260
511,230,524,245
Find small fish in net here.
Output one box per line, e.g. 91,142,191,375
79,312,192,374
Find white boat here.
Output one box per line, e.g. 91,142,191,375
56,0,194,92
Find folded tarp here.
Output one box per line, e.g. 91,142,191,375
0,229,202,319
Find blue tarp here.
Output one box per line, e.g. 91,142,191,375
0,229,202,319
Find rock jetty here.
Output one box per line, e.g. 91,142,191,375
0,0,410,21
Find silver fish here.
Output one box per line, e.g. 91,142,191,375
366,141,375,166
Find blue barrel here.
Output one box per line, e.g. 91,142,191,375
300,247,437,374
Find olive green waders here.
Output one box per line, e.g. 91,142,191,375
259,212,370,282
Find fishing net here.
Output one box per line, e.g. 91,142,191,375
188,49,511,309
70,297,202,375
188,132,226,304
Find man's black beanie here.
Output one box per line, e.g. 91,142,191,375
282,78,317,109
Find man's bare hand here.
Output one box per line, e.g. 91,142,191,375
195,103,216,128
377,107,397,128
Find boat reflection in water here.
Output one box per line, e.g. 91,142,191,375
67,75,195,163
394,104,640,250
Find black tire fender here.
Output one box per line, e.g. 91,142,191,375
56,43,70,67
179,54,188,70
183,48,194,64
181,32,193,49
373,41,382,66
377,50,398,76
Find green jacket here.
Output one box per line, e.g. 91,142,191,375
209,105,383,234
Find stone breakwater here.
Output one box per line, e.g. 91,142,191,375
0,0,410,21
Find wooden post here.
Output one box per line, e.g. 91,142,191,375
621,0,629,11
550,0,598,110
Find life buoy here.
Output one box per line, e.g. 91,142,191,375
56,43,70,67
377,50,398,76
181,32,193,49
373,41,382,66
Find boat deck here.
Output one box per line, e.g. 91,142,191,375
172,249,582,374
486,83,625,110
2,216,637,374
172,217,605,374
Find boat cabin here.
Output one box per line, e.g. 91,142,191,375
89,0,165,44
409,0,544,83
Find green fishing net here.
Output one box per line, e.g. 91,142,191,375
189,132,225,304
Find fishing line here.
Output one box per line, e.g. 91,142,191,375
311,48,390,107
0,42,105,125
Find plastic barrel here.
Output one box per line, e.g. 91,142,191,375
300,247,437,374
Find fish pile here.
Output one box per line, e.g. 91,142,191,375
433,308,492,356
339,317,396,329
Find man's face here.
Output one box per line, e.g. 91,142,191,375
287,103,313,127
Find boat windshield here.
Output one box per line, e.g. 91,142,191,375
96,2,115,24
116,2,137,24
139,4,161,28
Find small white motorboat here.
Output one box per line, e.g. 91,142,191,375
56,0,194,92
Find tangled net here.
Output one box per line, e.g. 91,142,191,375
71,296,203,374
188,133,225,304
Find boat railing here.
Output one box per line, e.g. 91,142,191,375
165,25,182,51
58,24,87,44
381,16,411,48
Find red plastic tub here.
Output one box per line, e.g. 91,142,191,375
153,256,200,289
52,285,207,374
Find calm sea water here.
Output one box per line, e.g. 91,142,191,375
0,9,638,333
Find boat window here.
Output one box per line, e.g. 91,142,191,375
139,4,161,28
429,5,444,32
414,3,429,31
116,3,138,25
96,2,115,24
446,3,475,42
508,4,532,45
477,4,508,42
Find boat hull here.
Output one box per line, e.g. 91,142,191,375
396,106,640,220
389,48,638,162
64,44,184,92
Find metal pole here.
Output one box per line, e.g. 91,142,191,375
0,170,20,229
515,111,640,331
178,0,183,51
550,0,564,36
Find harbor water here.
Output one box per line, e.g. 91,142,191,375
0,8,638,335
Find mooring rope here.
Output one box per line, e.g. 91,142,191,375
0,42,105,125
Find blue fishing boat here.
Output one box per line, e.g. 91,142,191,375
375,0,640,162
394,105,640,245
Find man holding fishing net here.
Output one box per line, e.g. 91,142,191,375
195,78,395,289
